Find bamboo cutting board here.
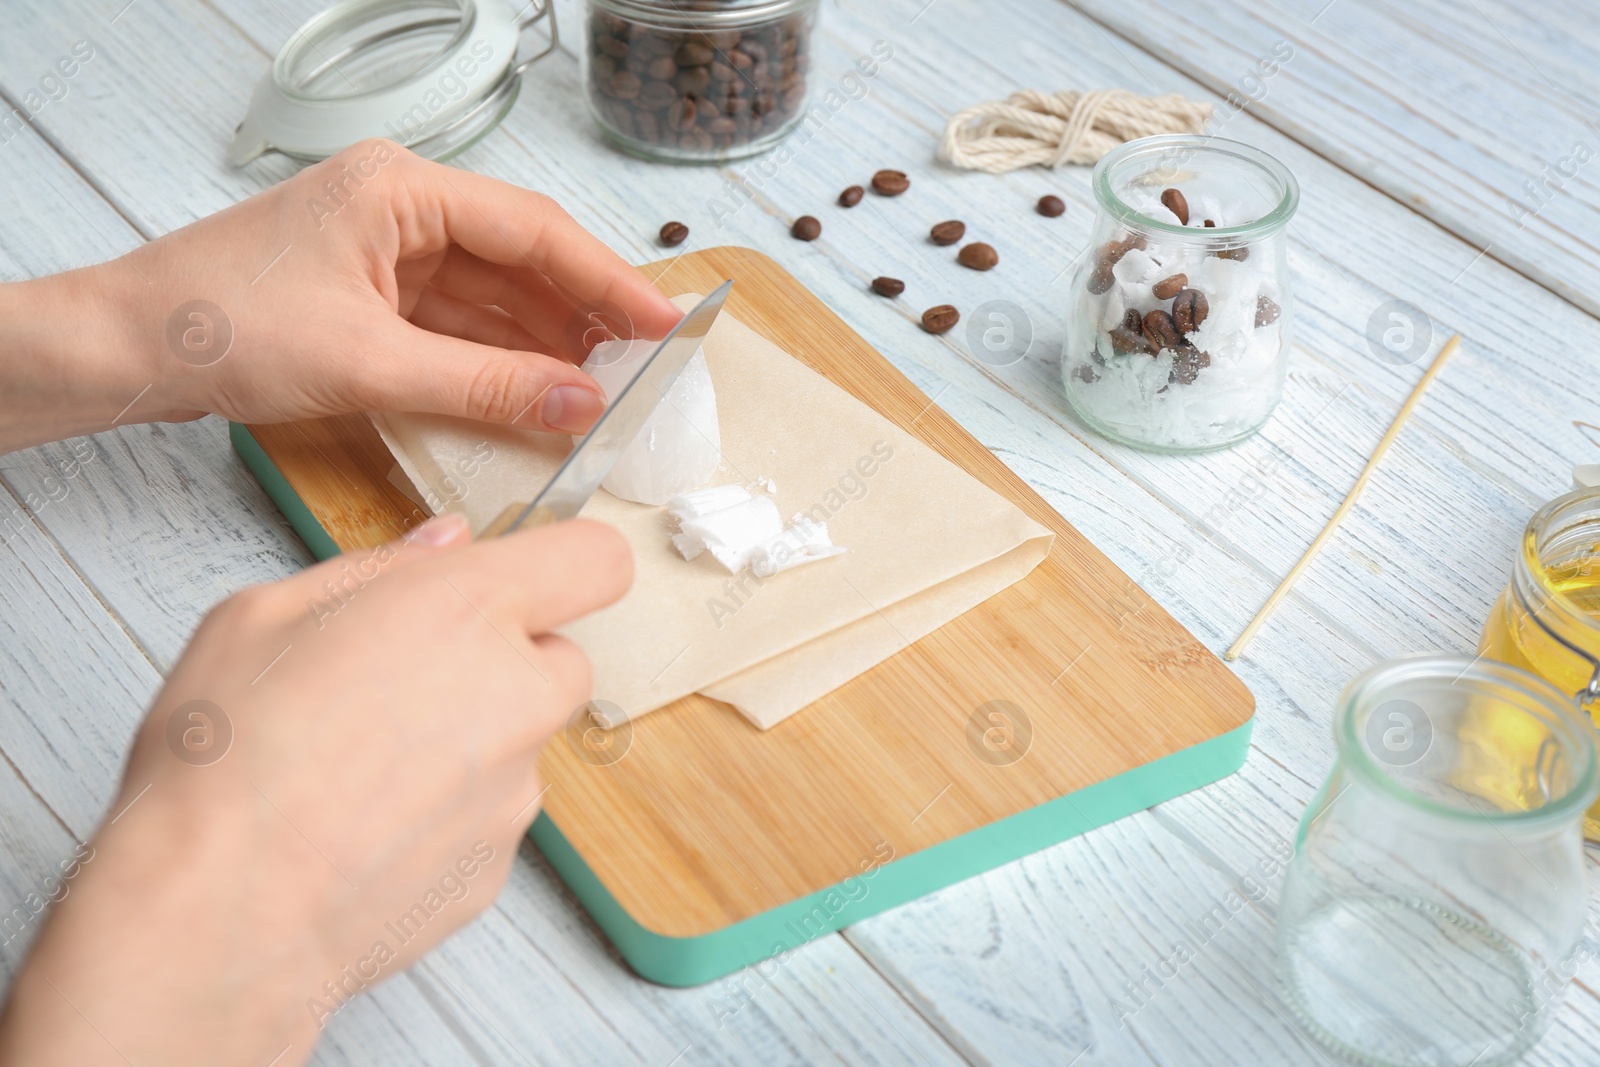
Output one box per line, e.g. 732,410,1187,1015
232,246,1254,986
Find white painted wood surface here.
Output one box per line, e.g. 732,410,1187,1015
1,0,1599,1063
1071,0,1600,319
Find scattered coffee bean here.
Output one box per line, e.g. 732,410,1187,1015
871,169,910,196
1037,194,1066,218
1255,295,1281,327
791,215,821,241
838,185,864,207
1216,245,1250,261
1203,219,1216,228
1172,288,1209,334
659,220,689,246
1141,309,1183,353
921,304,960,334
1110,327,1152,356
1152,273,1188,300
930,220,966,246
958,242,998,271
871,276,905,297
587,12,813,158
1160,187,1190,225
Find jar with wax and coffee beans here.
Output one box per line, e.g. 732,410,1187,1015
582,0,820,162
1064,135,1299,453
1478,485,1600,840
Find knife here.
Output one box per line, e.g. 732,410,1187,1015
480,280,733,537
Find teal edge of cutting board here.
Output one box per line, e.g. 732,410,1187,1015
230,420,1256,988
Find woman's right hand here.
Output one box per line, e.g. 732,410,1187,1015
0,512,632,1067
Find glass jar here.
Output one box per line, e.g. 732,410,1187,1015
1063,135,1298,453
232,0,560,165
1277,655,1596,1067
1478,486,1600,838
581,0,819,162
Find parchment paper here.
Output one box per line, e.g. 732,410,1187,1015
373,294,1053,728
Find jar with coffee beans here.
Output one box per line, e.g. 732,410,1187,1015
1063,135,1298,452
583,0,821,162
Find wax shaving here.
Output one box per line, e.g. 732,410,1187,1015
666,485,844,576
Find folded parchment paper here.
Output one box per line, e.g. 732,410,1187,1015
373,295,1053,729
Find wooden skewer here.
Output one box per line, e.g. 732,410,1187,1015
1225,334,1462,661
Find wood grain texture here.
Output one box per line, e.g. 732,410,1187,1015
3,0,1600,1060
1070,0,1600,318
248,245,1254,935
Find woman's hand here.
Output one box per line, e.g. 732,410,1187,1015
0,513,632,1066
0,139,683,453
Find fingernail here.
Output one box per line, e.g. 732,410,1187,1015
542,385,605,433
405,512,469,547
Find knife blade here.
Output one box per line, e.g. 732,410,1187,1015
481,280,732,537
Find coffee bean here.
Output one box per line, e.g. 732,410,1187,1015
1172,288,1209,334
1142,309,1183,352
871,276,905,297
666,98,697,132
791,215,822,241
930,220,965,246
1110,327,1151,356
1122,307,1142,332
1037,194,1066,218
838,185,864,207
921,305,959,333
1152,273,1187,300
638,80,677,109
958,242,998,271
674,66,711,94
1169,348,1202,385
871,169,910,196
676,42,714,65
606,71,642,100
648,55,678,80
1088,263,1115,295
1203,219,1216,228
1216,245,1251,261
1160,187,1189,225
659,220,689,247
1255,295,1281,327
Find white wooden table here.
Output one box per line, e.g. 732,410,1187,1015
3,0,1598,1062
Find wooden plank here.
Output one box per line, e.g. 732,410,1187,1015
1068,0,1600,318
248,243,1253,936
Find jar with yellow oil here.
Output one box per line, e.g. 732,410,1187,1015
1478,486,1600,838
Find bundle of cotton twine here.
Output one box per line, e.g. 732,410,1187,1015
939,89,1213,174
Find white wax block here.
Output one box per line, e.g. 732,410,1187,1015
749,516,846,578
581,338,721,506
1113,247,1161,285
666,484,751,521
1096,288,1129,334
674,495,783,573
1196,194,1225,226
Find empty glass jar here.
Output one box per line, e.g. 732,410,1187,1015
1063,135,1298,452
1277,655,1596,1067
582,0,820,162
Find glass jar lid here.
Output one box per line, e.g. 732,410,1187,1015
590,0,818,28
230,0,557,165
